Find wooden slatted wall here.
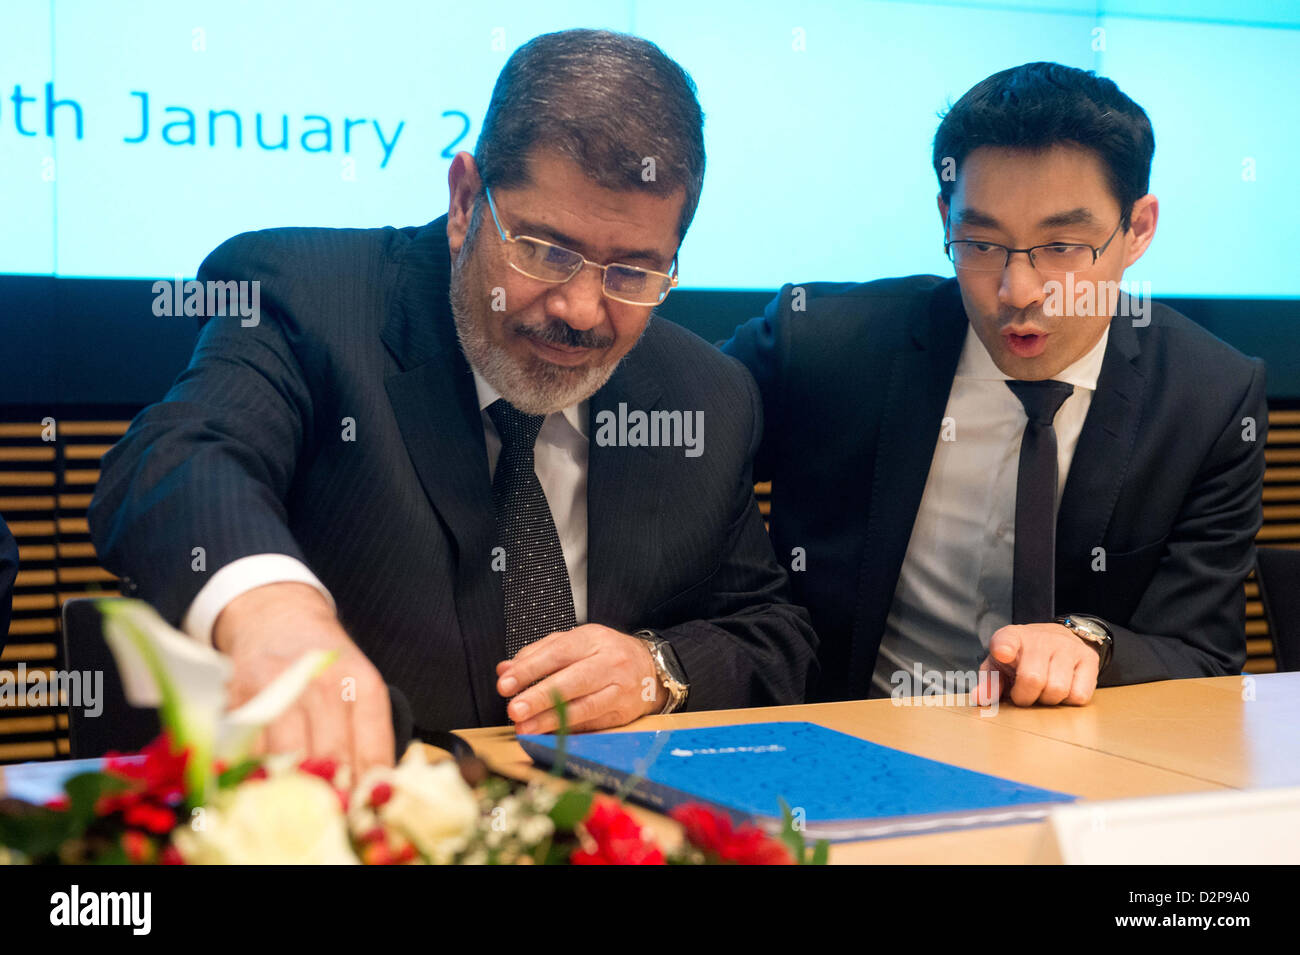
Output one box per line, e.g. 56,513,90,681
1,417,128,762
1249,406,1300,672
0,405,1294,763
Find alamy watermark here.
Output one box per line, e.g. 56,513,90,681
151,276,261,326
0,663,103,717
889,663,1000,716
594,402,703,458
1043,274,1152,327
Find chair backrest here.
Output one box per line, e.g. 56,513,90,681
60,597,160,759
1255,548,1300,673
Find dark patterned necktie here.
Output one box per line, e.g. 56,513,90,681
1005,380,1075,625
486,398,576,658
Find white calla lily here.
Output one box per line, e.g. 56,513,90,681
97,599,335,805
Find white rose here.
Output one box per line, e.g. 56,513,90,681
351,748,479,864
175,773,358,865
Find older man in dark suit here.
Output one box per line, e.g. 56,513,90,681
724,62,1266,706
90,30,817,770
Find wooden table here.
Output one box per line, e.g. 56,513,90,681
453,672,1300,864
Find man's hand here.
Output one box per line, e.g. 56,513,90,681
213,581,394,772
495,624,662,734
973,623,1100,707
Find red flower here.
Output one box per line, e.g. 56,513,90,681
361,842,395,865
298,758,339,784
105,733,189,804
671,804,794,865
121,830,155,864
96,789,144,818
159,844,185,865
571,798,666,866
123,801,177,835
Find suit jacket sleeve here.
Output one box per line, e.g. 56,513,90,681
718,286,795,485
652,363,819,709
88,235,316,627
0,513,16,653
1096,358,1267,684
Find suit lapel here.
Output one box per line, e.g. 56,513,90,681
847,280,967,695
1056,312,1145,589
381,217,504,725
586,323,668,628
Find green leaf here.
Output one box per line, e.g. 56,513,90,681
217,758,263,789
548,784,595,831
777,797,806,862
535,835,574,866
64,772,132,832
90,842,131,865
810,839,830,866
0,800,75,861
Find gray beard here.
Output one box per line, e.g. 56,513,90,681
448,257,632,416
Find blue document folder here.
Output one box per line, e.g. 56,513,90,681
519,721,1076,842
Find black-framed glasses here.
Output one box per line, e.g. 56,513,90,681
945,220,1124,273
483,186,679,306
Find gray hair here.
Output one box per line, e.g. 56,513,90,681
473,29,706,241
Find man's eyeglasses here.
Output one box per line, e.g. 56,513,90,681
483,186,679,306
945,220,1124,273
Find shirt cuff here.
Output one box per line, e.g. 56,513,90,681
181,554,336,645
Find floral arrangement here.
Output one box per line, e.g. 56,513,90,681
0,600,826,865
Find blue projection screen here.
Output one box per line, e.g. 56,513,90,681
2,0,1298,295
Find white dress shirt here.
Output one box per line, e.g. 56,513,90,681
182,368,590,643
869,325,1109,697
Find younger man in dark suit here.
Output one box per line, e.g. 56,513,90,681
90,30,817,770
724,62,1266,706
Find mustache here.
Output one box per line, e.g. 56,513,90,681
512,320,615,351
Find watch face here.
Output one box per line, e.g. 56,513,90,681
1067,616,1109,642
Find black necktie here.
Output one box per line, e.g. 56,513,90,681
1005,380,1074,625
487,399,577,658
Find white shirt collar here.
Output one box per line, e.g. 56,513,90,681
955,322,1109,392
470,366,588,439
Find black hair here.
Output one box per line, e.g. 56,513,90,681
933,62,1154,228
474,29,706,241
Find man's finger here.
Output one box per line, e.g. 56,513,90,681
1065,654,1099,706
518,684,622,735
975,655,1012,704
352,674,395,771
498,632,592,696
510,625,577,662
1009,640,1050,706
1037,653,1075,706
989,627,1022,666
265,703,311,759
249,726,269,759
507,655,608,725
305,673,351,764
973,656,994,705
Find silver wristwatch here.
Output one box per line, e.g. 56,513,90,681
634,630,689,714
1056,614,1113,671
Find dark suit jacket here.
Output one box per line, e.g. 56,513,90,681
88,217,818,731
723,275,1267,701
0,514,16,653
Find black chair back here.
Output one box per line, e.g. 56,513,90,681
1256,547,1300,673
61,597,161,759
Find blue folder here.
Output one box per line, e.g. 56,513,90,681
520,721,1076,842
